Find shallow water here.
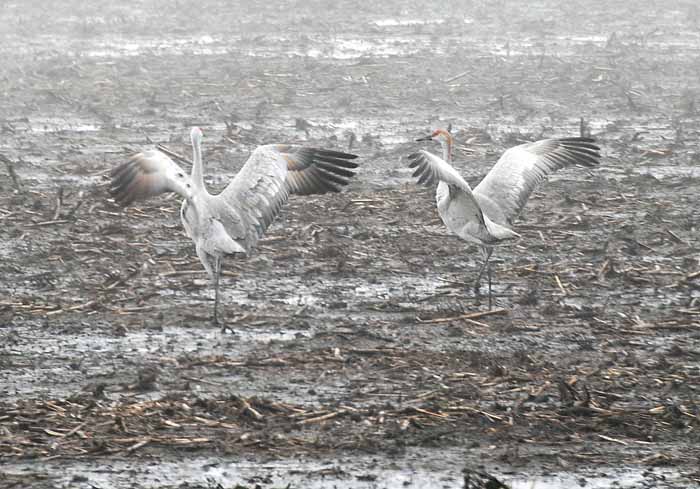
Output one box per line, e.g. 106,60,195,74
4,453,683,489
9,22,678,64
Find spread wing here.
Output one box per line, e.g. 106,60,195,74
110,150,194,206
279,146,359,195
408,149,487,225
473,137,600,225
408,150,480,202
218,145,358,250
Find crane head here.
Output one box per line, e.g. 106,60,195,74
190,126,204,143
416,128,453,146
416,128,454,161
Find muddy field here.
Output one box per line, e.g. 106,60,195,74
1,1,699,488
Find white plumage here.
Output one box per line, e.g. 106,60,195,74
110,127,359,324
409,128,600,307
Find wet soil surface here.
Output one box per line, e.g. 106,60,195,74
1,1,699,488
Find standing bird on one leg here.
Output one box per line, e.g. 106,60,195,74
408,128,600,308
110,127,359,326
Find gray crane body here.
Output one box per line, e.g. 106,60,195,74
409,129,601,307
110,128,359,325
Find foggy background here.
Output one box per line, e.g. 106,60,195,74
2,0,700,188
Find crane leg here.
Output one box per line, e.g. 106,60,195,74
474,247,494,309
212,256,222,327
214,257,237,334
473,247,493,292
487,260,492,310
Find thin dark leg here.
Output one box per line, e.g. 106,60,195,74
213,255,221,326
473,247,494,295
487,259,493,310
474,261,487,294
215,257,237,334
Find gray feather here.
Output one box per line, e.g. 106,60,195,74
474,137,601,225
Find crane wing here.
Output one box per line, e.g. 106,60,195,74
278,145,359,195
218,145,359,250
408,149,487,221
473,137,600,225
408,149,476,196
408,150,520,245
110,150,194,206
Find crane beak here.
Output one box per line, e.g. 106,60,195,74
415,135,433,142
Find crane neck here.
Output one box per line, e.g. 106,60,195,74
440,138,453,163
191,135,206,192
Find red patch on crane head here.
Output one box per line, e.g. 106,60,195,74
432,128,453,142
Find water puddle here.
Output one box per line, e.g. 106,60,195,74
303,37,419,59
3,454,683,489
80,34,228,58
279,293,322,307
507,469,675,489
0,317,310,401
631,165,700,179
16,33,429,61
372,18,446,27
19,117,102,134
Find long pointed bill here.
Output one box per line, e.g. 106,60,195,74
415,136,433,142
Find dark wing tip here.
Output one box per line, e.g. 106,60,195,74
549,137,601,167
405,153,435,186
108,159,143,206
555,137,601,152
315,149,359,160
557,136,596,143
407,153,423,167
407,152,426,168
286,147,360,195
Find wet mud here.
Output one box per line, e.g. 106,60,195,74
1,1,699,488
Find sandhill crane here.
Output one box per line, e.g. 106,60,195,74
110,127,359,325
409,128,600,308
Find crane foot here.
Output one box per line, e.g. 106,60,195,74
221,324,236,334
